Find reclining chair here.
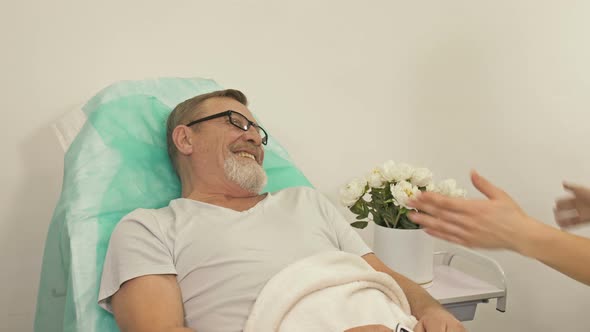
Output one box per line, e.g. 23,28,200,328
34,77,312,332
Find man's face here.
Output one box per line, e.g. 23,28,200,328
189,97,267,193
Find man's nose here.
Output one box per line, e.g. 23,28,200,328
242,126,263,145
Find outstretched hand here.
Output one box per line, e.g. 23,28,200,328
554,182,590,228
407,170,539,251
409,171,590,285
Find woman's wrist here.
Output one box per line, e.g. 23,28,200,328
514,217,556,258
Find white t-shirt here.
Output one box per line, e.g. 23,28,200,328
98,186,372,332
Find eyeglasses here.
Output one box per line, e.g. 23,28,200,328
186,110,268,145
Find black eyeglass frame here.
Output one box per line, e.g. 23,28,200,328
185,110,268,145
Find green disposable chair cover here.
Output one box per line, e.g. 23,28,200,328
35,78,312,332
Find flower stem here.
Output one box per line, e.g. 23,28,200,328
393,209,403,228
383,214,392,228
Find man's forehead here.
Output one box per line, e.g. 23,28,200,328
200,97,253,117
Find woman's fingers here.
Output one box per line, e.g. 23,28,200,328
555,197,576,211
471,170,507,200
409,192,466,215
553,209,581,228
409,211,472,241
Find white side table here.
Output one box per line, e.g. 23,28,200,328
426,250,507,321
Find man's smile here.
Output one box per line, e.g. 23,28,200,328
236,151,256,161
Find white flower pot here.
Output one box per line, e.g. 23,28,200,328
373,225,434,287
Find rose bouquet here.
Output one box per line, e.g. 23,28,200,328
340,161,466,229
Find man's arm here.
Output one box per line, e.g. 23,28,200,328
362,253,464,332
111,274,194,332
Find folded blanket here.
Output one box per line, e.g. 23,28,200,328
244,251,418,332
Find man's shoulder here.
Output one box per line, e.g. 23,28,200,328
125,204,173,221
115,203,175,231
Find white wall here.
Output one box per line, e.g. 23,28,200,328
2,1,590,331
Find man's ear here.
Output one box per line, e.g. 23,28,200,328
172,126,194,155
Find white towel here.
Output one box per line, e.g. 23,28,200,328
244,251,418,332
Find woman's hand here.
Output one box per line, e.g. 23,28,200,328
554,182,590,228
408,170,537,252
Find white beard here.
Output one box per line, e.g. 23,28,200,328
224,153,268,193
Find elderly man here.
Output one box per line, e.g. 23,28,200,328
98,89,465,332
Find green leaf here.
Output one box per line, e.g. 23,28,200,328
373,213,387,228
362,201,370,215
350,221,368,229
385,184,393,196
349,199,364,215
382,212,395,227
396,214,420,229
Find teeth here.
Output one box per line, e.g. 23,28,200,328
237,151,256,160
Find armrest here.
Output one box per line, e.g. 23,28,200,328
434,249,507,312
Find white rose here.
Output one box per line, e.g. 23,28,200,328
380,160,397,182
410,167,433,187
340,178,367,207
426,183,437,192
436,179,456,196
437,179,466,197
451,187,467,198
391,180,420,209
366,168,385,188
382,161,414,182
